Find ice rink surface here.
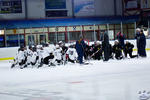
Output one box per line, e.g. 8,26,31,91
0,51,150,100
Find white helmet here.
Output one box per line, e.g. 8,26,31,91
55,45,60,49
96,41,101,45
58,41,63,44
136,28,141,31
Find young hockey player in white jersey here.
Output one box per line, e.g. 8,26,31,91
25,46,33,67
30,46,39,67
66,45,77,63
43,51,56,67
11,46,27,69
42,43,52,58
50,43,57,51
11,48,20,68
54,45,62,65
42,43,56,67
36,45,44,68
58,41,68,65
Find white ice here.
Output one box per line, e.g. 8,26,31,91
0,51,150,100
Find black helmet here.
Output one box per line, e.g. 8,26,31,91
29,46,32,50
20,45,24,49
32,47,37,52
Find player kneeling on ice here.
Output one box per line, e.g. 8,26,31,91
124,41,137,58
25,46,33,67
112,41,123,60
54,45,63,65
30,46,39,67
11,47,20,68
43,51,56,67
92,41,103,60
66,45,77,63
36,45,44,68
11,46,27,69
42,43,56,67
58,41,68,65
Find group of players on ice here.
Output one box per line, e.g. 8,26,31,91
11,29,147,69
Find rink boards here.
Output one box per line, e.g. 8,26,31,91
0,39,150,61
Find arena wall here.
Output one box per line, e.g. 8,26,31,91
0,0,122,20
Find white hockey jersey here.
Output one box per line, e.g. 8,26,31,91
66,48,77,61
31,51,38,63
17,50,26,63
50,44,57,51
42,47,53,58
26,49,33,64
54,48,62,60
37,48,45,64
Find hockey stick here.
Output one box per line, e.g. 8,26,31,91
89,48,102,59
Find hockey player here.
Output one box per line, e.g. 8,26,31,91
52,43,57,51
54,45,63,65
124,41,137,58
11,46,27,69
92,41,103,60
11,48,20,68
42,43,56,66
66,45,77,63
41,43,52,60
11,46,25,68
58,41,68,54
36,45,44,68
88,42,96,59
58,41,68,64
112,41,123,60
30,46,39,67
25,46,33,67
43,51,56,67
